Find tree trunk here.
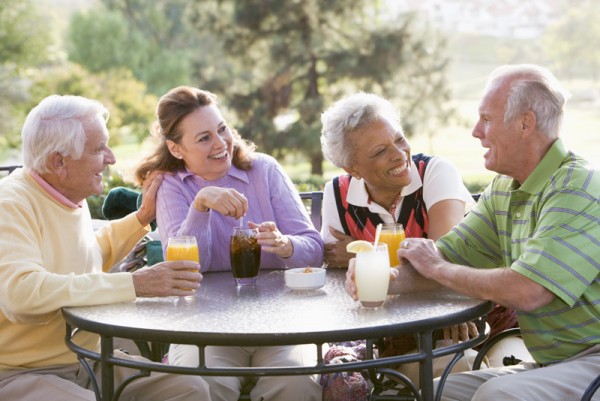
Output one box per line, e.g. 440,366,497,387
310,151,323,176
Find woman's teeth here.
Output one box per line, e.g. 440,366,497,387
209,151,228,159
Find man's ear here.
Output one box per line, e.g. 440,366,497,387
522,110,536,133
46,152,66,176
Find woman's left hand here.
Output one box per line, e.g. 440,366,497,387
248,221,293,259
442,322,479,343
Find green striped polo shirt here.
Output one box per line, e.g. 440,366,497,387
437,139,600,365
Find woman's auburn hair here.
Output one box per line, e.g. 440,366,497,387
134,86,256,186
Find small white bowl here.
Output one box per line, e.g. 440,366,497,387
285,267,326,290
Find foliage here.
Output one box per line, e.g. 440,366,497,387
0,0,50,66
0,0,51,149
292,175,327,193
185,0,454,175
19,64,157,146
69,1,194,95
543,0,600,81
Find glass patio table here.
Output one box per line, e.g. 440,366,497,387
63,269,491,401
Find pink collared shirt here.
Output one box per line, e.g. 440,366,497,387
28,169,83,209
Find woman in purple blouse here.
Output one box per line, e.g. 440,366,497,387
135,86,324,401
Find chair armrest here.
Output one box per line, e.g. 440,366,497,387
472,327,522,370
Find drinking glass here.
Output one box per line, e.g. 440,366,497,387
378,223,406,267
354,243,390,307
230,227,261,286
166,236,200,295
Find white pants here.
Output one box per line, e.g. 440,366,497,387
169,343,322,401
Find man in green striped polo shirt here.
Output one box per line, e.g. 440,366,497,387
392,64,600,400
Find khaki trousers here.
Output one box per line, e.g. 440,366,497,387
437,344,600,401
0,349,210,401
169,343,323,401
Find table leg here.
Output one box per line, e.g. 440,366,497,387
419,330,435,401
101,335,114,401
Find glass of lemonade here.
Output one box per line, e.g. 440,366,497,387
354,243,391,307
379,223,406,267
230,227,261,286
166,236,200,294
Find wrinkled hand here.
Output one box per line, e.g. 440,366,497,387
136,171,164,227
132,261,202,297
193,187,248,219
396,238,445,280
249,221,293,259
324,227,354,268
442,322,479,343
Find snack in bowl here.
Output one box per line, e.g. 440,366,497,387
285,267,326,290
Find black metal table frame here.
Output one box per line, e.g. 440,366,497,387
64,303,490,401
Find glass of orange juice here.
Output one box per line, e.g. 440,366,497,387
378,223,406,267
166,236,200,294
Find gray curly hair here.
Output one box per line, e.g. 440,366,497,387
320,92,403,168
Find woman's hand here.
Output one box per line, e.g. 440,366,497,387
192,187,248,219
442,322,479,343
346,259,399,300
324,227,354,268
344,259,359,300
248,221,293,259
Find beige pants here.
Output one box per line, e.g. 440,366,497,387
394,336,532,389
0,349,210,401
437,344,600,401
169,343,323,401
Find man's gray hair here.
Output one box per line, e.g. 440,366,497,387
21,95,109,174
320,92,402,168
486,64,571,139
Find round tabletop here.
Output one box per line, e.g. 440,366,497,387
63,269,491,346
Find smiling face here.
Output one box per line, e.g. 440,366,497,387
167,104,233,180
60,119,116,203
344,118,411,204
472,80,524,177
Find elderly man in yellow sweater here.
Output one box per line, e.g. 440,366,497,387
0,95,210,400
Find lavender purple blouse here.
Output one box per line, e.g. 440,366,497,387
156,153,324,272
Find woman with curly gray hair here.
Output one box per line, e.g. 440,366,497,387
320,92,473,268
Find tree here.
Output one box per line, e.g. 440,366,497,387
26,64,157,146
68,0,195,95
186,0,454,175
0,0,51,150
544,0,600,81
0,0,49,66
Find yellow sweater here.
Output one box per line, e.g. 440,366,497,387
0,169,147,371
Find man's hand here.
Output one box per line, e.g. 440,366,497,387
132,261,202,297
396,238,446,280
325,227,354,268
136,171,164,227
